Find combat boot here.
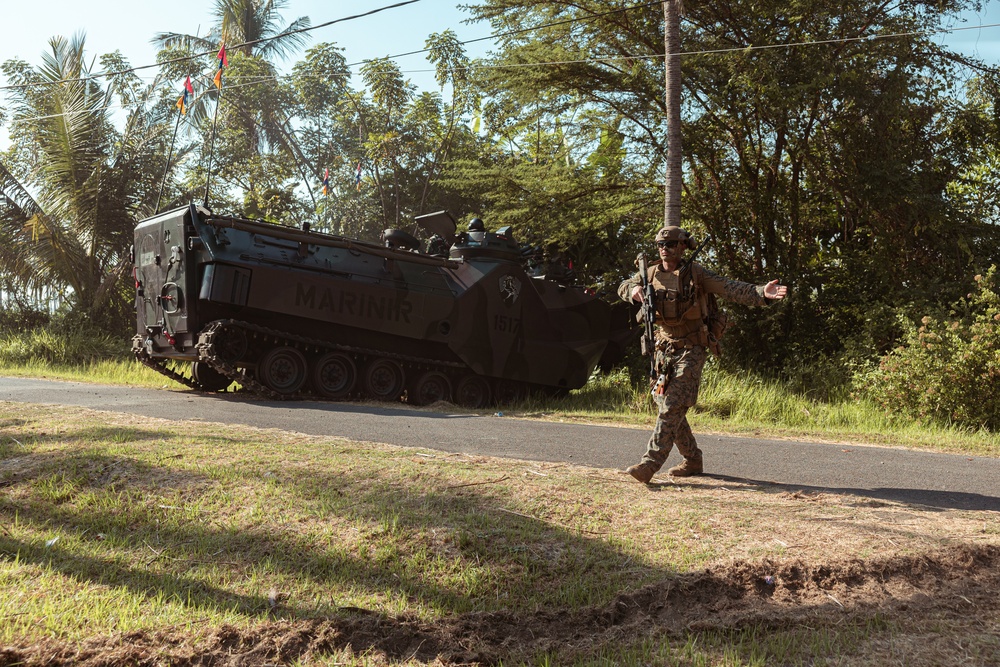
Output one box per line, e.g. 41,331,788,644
667,453,703,477
625,462,658,484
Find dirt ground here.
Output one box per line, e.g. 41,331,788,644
2,542,998,666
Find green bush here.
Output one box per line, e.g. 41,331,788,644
0,305,51,334
0,325,129,366
853,267,1000,430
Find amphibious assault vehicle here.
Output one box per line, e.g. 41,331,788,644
132,203,633,406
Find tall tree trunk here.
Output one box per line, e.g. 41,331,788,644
663,0,682,228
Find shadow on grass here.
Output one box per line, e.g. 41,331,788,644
0,423,671,629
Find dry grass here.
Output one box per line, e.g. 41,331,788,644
1,401,998,666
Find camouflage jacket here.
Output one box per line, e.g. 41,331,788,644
617,261,769,348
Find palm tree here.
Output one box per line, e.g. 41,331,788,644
663,0,682,229
0,34,175,330
153,0,312,219
154,0,310,61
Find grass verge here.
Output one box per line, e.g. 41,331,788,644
1,402,998,666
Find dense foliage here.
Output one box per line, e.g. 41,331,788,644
3,0,1000,428
0,36,178,337
465,0,1000,369
854,267,1000,430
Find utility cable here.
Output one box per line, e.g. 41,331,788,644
4,4,997,94
6,13,999,107
0,0,660,93
378,20,1000,76
0,0,423,92
345,0,664,67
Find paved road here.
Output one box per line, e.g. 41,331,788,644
2,376,998,511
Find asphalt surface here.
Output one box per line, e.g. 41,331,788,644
2,376,998,511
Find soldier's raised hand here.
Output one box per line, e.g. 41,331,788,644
763,280,787,300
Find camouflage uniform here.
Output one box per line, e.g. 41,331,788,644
618,262,771,474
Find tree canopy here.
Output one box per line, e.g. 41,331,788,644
0,35,178,331
2,0,1000,375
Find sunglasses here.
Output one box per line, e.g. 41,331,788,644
656,240,681,249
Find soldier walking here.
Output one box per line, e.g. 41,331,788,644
619,226,787,483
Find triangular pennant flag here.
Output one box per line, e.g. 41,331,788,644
213,45,227,89
175,75,194,114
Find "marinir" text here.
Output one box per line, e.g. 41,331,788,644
294,283,413,323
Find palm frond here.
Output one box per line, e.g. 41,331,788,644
256,16,312,62
212,0,309,59
152,31,220,55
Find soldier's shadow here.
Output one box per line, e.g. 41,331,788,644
645,472,1000,512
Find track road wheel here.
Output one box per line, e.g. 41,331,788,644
312,352,357,399
409,371,452,406
208,322,247,363
363,359,405,401
455,375,491,409
191,361,231,392
258,346,308,395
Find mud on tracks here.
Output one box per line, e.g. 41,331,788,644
2,543,998,666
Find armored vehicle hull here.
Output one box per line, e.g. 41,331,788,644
132,204,632,406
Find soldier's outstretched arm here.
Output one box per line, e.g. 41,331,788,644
699,265,788,307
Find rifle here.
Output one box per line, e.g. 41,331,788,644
637,252,658,382
678,235,712,301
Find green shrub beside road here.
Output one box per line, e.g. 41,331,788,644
0,326,127,366
855,267,1000,431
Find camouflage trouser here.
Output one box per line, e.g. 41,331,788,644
641,345,708,470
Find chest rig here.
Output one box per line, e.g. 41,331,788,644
648,263,709,348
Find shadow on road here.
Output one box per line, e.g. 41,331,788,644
199,391,483,420
683,474,1000,512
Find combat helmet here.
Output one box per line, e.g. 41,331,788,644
655,226,697,250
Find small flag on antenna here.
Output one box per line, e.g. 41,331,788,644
213,44,228,89
322,168,329,196
355,162,362,191
176,76,194,114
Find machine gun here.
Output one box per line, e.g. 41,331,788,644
637,252,658,382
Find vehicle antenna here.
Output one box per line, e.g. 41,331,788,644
156,73,196,214
154,104,182,215
203,44,228,210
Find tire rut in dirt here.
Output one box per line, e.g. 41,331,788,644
3,543,997,666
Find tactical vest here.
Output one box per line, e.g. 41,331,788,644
647,262,717,347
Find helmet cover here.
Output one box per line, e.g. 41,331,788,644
655,226,696,249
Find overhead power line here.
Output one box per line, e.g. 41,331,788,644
0,0,664,93
344,0,665,68
4,7,999,103
232,0,422,55
0,0,424,93
390,20,1000,75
